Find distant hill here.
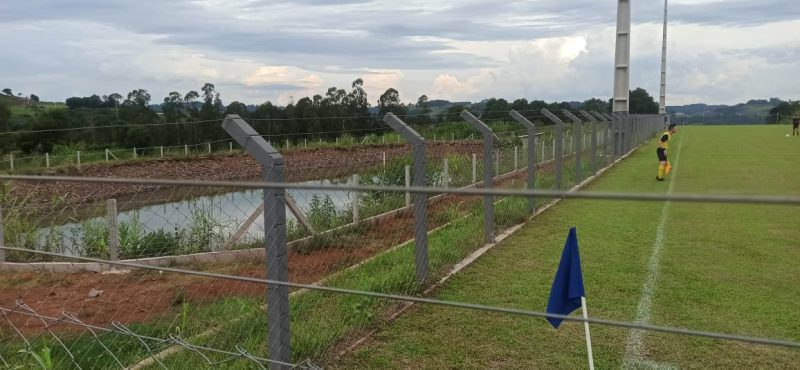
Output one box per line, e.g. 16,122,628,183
667,98,782,124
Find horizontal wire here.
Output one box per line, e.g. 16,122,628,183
2,247,799,349
0,109,611,137
1,174,799,206
0,304,312,369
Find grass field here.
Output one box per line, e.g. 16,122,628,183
335,125,800,369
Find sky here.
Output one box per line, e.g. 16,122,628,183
1,0,799,106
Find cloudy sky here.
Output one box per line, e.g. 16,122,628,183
1,0,799,106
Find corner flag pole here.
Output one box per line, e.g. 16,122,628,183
581,296,595,370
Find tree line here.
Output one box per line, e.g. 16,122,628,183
0,81,661,155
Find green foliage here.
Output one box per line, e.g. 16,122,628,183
81,219,109,258
629,87,660,114
16,342,53,370
307,194,348,230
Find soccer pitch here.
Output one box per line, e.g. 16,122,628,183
335,125,800,369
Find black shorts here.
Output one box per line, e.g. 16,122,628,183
656,148,667,161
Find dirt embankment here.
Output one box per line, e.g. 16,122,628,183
11,142,483,208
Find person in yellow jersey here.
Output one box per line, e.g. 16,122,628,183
656,124,677,181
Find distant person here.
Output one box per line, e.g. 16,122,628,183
793,115,799,136
656,124,677,181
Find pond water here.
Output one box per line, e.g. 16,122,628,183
36,177,365,256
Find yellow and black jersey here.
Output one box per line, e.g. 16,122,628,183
659,131,671,150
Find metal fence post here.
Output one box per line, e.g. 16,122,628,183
222,115,291,369
599,113,613,163
107,199,119,261
352,174,360,223
0,206,5,262
461,111,496,243
564,111,584,184
509,110,537,213
384,113,429,282
542,109,565,190
580,111,599,175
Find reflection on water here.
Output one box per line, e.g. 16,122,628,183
37,178,359,256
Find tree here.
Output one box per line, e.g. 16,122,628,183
377,88,407,117
201,83,216,105
482,98,510,120
225,101,249,117
125,89,151,106
29,94,40,103
629,88,659,114
0,103,10,152
184,90,200,116
162,91,184,122
444,104,466,122
511,98,529,112
415,95,432,125
106,93,123,107
582,98,609,114
2,88,12,96
767,101,798,124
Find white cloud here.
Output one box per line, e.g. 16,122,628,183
1,0,799,106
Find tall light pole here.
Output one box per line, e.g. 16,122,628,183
612,0,631,113
659,0,669,124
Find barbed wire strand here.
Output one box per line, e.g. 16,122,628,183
1,175,798,206
0,108,610,137
1,247,799,350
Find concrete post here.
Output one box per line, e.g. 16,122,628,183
563,111,584,184
405,165,411,207
461,111,496,243
580,111,599,175
76,151,81,169
352,174,360,223
509,110,537,213
443,158,449,188
0,206,5,262
384,113,429,282
222,115,291,369
541,109,565,189
107,199,119,261
45,153,50,168
472,153,477,184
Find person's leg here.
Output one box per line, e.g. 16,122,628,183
657,149,667,180
665,160,672,176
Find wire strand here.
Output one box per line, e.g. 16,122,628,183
1,247,798,349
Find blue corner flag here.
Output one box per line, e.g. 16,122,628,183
546,227,586,329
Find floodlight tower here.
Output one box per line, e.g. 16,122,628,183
612,0,631,113
659,0,669,124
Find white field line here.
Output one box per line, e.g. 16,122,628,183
624,135,685,368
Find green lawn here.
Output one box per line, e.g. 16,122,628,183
335,125,800,369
